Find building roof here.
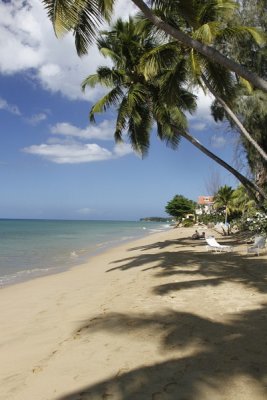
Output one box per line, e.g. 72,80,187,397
197,195,214,205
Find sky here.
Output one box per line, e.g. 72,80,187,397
0,0,240,221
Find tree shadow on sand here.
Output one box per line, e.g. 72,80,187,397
107,236,267,295
56,235,267,400
57,306,267,400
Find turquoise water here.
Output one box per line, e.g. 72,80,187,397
0,219,170,286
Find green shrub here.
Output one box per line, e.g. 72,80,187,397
183,219,195,227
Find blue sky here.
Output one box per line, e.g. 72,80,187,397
0,0,240,220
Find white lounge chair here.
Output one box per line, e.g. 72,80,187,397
205,236,233,253
247,236,266,256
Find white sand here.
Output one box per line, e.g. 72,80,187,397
0,227,267,400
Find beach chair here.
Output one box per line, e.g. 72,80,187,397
205,236,233,253
247,235,266,256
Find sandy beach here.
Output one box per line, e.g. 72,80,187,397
0,227,267,400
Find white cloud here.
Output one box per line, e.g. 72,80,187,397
51,120,115,140
194,90,214,120
23,114,134,163
23,141,133,164
39,63,61,78
0,0,137,101
184,88,220,138
27,112,47,125
191,122,206,131
23,143,112,164
0,97,21,115
112,0,137,20
211,134,226,148
187,89,214,128
113,142,133,157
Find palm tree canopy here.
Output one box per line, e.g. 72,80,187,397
232,185,256,214
81,16,266,204
42,0,267,91
138,0,264,92
214,185,235,210
214,184,236,224
82,17,197,156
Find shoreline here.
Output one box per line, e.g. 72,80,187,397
0,222,171,288
1,227,267,400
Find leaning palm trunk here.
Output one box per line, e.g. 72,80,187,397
42,0,267,91
170,125,267,205
201,75,267,162
131,0,267,93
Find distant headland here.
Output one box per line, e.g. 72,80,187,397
140,217,171,222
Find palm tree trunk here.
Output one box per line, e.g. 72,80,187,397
131,0,267,93
170,125,267,205
201,75,267,162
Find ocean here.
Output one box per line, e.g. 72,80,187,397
0,219,171,287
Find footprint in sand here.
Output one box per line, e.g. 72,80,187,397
32,365,43,373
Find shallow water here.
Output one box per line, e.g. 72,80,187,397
0,219,170,286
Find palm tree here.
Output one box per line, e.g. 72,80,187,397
42,0,267,92
232,185,256,216
212,90,267,192
214,185,235,225
132,0,267,92
137,0,267,162
82,18,266,204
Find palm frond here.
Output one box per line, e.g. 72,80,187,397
82,73,100,89
114,96,131,142
73,1,102,56
238,77,253,93
127,104,152,157
89,87,123,122
197,0,237,26
140,42,179,79
217,25,266,46
99,47,118,59
193,22,222,44
82,67,125,90
42,0,78,36
42,0,115,55
157,59,197,112
126,84,150,111
152,0,197,28
152,95,182,149
201,59,236,100
189,49,202,78
98,0,115,22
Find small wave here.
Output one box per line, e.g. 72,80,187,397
0,267,52,287
120,236,135,241
147,225,171,234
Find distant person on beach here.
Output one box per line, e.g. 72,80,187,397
192,230,200,239
191,231,206,240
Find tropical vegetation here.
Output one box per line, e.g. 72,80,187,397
213,185,235,225
42,1,267,210
197,184,267,235
137,0,267,163
165,195,196,222
42,0,267,91
81,17,265,203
